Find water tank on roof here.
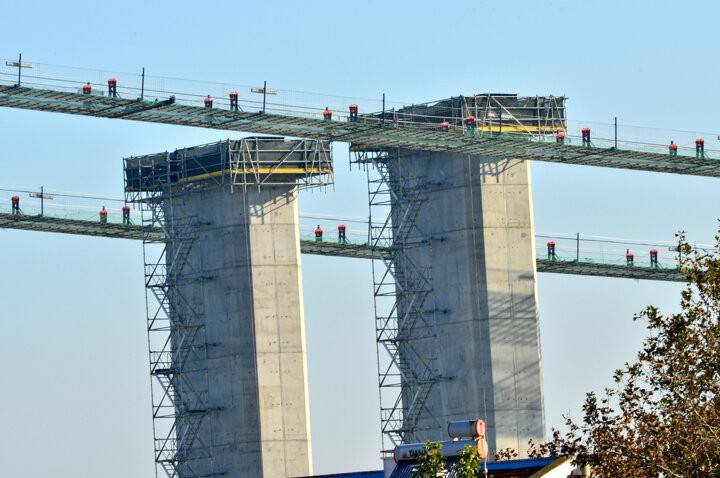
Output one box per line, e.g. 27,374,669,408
447,419,486,439
394,438,487,462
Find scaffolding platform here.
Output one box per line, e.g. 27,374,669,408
1,84,720,177
536,258,684,282
357,94,567,134
124,137,333,192
0,213,686,282
0,212,148,240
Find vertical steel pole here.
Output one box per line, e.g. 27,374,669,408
141,67,145,101
17,53,22,86
366,166,372,245
40,186,44,217
614,116,618,149
381,93,385,128
576,232,580,262
499,105,503,136
262,80,267,114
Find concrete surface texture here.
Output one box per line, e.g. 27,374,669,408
165,183,312,477
388,151,544,453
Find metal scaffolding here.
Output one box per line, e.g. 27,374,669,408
352,148,443,451
125,139,332,195
229,137,333,189
125,152,212,477
361,94,567,135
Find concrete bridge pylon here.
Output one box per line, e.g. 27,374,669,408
124,138,333,478
358,147,544,455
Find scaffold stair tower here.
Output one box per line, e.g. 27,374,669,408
126,153,215,478
354,148,443,451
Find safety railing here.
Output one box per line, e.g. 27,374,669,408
537,232,690,270
2,56,718,158
1,192,697,270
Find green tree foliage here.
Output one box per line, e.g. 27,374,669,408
413,440,446,478
495,429,566,461
452,444,484,478
562,233,720,476
493,447,519,461
526,429,564,459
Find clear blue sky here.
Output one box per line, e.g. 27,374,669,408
1,1,719,476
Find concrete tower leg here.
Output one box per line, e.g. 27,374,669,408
166,184,312,478
389,151,544,454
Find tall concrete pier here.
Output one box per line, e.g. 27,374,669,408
389,151,544,453
355,94,562,454
125,138,332,477
167,185,312,477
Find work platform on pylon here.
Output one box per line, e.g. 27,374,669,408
124,138,332,192
1,82,719,177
